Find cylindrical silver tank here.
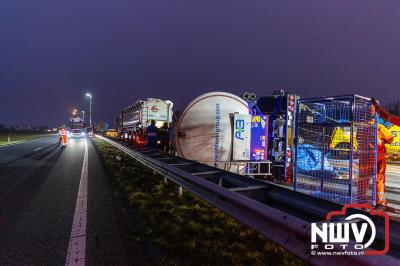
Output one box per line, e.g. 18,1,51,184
175,92,251,168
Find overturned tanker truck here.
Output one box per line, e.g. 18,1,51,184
114,92,386,207
173,91,297,180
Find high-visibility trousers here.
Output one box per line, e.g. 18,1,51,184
377,157,387,206
61,135,67,146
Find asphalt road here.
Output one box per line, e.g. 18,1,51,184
0,135,128,265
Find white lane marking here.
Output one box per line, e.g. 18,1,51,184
66,139,88,266
33,147,43,151
0,136,53,148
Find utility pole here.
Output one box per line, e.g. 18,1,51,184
86,93,92,131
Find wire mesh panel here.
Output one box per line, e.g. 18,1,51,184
294,95,377,205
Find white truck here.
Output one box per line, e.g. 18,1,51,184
117,98,173,144
68,117,85,138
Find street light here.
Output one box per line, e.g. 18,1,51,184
86,93,92,131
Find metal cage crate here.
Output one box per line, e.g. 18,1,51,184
294,95,377,205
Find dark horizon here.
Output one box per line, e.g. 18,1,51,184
1,1,400,127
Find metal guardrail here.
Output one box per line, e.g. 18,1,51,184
94,135,399,265
198,160,272,176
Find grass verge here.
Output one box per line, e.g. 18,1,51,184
92,137,305,265
0,132,51,145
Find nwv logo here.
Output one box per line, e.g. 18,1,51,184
312,214,375,246
310,204,389,256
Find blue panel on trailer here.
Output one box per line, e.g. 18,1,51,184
250,115,267,161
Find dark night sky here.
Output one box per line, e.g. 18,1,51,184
1,0,400,127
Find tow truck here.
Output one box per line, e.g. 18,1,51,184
330,117,400,159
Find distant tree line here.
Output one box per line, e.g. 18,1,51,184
0,123,49,132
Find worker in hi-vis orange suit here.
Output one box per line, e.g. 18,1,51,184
59,127,68,146
371,100,395,210
376,123,394,209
